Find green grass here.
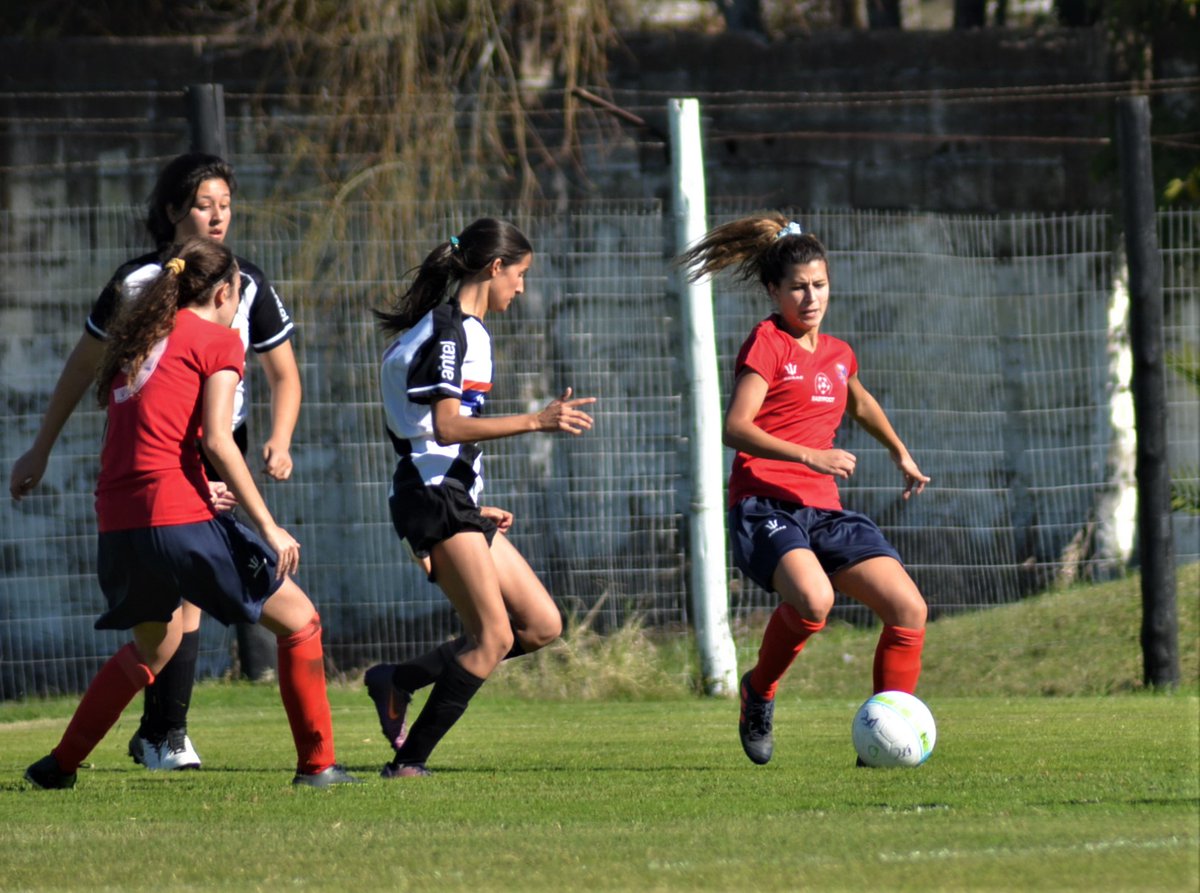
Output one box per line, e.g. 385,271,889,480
0,566,1197,892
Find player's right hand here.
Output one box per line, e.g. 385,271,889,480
9,450,48,501
803,448,857,479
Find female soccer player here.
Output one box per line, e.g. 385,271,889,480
365,217,595,777
9,152,300,771
23,237,355,789
679,213,930,766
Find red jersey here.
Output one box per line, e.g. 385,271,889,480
95,309,245,532
727,315,857,510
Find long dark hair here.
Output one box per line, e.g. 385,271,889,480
145,152,237,249
677,212,828,288
97,236,239,406
373,217,533,336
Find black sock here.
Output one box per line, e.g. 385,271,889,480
503,622,527,661
391,635,468,694
139,630,199,739
392,658,485,766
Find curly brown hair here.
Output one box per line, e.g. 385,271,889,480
96,236,238,406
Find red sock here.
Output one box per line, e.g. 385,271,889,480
52,643,154,773
276,614,335,775
873,625,925,693
749,604,825,700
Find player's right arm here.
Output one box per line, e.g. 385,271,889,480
722,368,857,479
9,332,105,500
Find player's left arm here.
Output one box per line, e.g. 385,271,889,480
846,374,929,499
256,340,301,481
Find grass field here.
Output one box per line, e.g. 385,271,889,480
1,567,1197,892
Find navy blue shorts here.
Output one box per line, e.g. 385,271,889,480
94,513,283,630
729,496,903,594
389,470,497,557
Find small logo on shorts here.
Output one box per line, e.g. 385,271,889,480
247,556,266,578
764,519,786,537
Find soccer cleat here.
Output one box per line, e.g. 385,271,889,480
130,729,202,770
738,671,776,765
364,663,412,751
128,731,156,768
24,754,76,790
292,764,363,787
157,729,202,770
381,760,432,779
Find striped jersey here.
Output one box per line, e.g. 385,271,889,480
88,252,293,431
380,298,492,503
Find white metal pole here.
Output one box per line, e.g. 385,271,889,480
668,97,739,696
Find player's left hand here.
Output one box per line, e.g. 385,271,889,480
894,453,930,499
262,441,293,481
208,482,239,513
481,505,514,534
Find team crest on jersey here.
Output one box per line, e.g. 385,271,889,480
812,371,835,404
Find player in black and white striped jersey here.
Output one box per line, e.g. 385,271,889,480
364,217,596,778
9,153,302,772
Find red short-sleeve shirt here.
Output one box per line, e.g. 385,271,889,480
95,309,244,532
728,315,857,510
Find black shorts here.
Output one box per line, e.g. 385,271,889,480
94,513,283,630
729,496,903,594
388,467,497,557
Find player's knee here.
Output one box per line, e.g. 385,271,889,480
476,624,515,665
881,590,927,629
526,610,563,649
903,595,928,628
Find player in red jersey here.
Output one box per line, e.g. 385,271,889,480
9,153,300,771
679,214,930,766
23,237,355,789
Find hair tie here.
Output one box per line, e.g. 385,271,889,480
775,221,804,239
449,236,460,252
164,257,186,275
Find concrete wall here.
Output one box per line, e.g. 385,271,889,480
0,27,1127,215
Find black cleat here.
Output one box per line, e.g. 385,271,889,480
364,663,412,751
292,764,363,788
738,671,775,765
381,760,432,778
24,754,76,790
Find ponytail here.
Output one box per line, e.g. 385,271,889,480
96,237,238,405
374,217,533,336
677,212,829,289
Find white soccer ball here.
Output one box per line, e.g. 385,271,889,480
851,691,936,768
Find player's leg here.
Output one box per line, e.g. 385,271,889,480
384,531,502,776
130,599,203,771
737,548,832,765
26,614,180,789
832,556,927,694
492,532,562,655
257,578,356,786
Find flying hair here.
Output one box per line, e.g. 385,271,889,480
676,212,829,288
